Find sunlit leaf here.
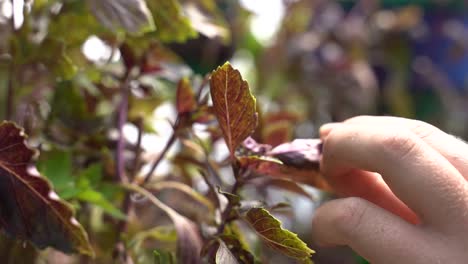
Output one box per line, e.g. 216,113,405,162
245,208,314,262
0,122,93,256
87,0,155,35
210,62,257,157
47,2,105,47
147,0,197,43
176,77,197,114
184,2,230,42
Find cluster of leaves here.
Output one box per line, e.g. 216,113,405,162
3,0,461,263
0,0,330,263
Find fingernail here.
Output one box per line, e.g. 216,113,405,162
319,123,341,138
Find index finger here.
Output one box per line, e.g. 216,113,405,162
321,124,468,229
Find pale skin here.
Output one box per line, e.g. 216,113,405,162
311,116,468,264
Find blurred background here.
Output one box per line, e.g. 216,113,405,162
0,0,467,263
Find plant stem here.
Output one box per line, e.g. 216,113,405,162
115,71,133,184
195,74,210,102
216,165,244,235
113,66,133,263
142,117,180,184
130,118,144,182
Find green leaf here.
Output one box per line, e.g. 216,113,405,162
210,62,258,157
87,0,155,35
38,150,73,192
154,249,176,264
76,189,126,220
48,2,105,47
130,225,177,250
77,163,103,188
75,164,125,219
184,2,231,42
0,122,93,256
50,80,105,132
244,208,314,262
146,0,197,42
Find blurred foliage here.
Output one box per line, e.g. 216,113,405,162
0,0,467,263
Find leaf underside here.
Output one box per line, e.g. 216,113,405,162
0,122,93,256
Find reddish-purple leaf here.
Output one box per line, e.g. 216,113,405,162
210,62,258,157
238,153,330,191
268,139,321,169
0,122,93,256
176,77,197,114
262,121,293,147
242,137,272,155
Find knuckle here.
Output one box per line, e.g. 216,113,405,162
409,121,439,140
381,131,418,159
331,197,368,240
322,127,353,159
321,129,340,163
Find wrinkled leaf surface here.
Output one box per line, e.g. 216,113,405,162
0,122,93,256
245,208,314,261
210,62,257,157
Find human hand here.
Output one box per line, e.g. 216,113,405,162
312,116,468,263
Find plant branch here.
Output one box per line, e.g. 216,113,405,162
195,74,210,102
216,165,245,235
142,117,180,184
115,71,133,184
113,66,134,263
130,118,144,182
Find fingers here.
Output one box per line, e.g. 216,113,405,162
323,116,468,178
312,197,437,264
321,124,468,228
326,168,419,224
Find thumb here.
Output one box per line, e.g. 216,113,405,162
312,197,434,264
